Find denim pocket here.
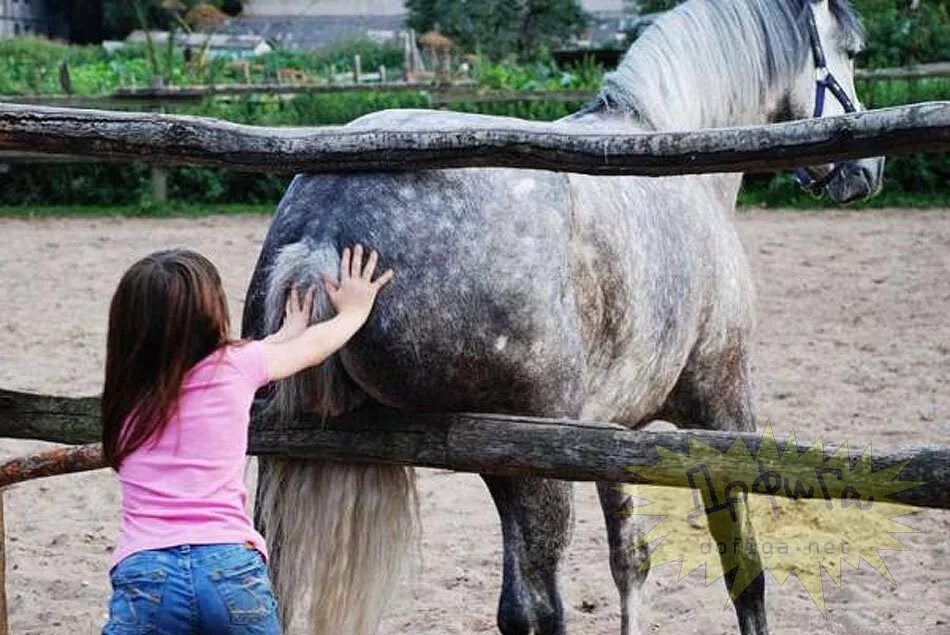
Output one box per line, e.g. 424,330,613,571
208,550,278,626
105,566,167,634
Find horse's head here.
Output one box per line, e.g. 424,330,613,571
786,0,884,203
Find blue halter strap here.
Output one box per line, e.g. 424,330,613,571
793,5,857,194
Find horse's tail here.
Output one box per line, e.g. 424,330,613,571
256,239,418,634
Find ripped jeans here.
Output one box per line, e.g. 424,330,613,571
102,543,281,634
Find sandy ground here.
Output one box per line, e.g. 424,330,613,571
0,209,947,635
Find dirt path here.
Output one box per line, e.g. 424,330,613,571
0,209,946,634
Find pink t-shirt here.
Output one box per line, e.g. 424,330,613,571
111,341,270,569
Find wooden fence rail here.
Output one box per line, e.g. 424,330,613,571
111,80,478,101
0,101,947,177
0,389,947,509
45,62,950,104
854,61,950,80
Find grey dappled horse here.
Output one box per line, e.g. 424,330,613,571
241,0,882,633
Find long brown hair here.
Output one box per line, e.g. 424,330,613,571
102,249,231,469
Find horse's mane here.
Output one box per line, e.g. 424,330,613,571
599,0,863,130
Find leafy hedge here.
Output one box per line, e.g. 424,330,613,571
0,37,406,95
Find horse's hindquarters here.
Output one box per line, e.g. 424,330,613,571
273,170,588,417
257,239,419,634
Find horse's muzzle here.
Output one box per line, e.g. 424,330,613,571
825,157,885,204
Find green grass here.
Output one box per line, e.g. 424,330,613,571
740,170,948,209
738,188,948,209
0,202,274,218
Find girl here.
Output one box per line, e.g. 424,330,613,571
101,245,392,634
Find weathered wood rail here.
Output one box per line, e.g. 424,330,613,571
0,389,946,509
111,80,478,101
854,61,950,80
0,101,947,177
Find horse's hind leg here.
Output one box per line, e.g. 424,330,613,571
660,340,768,635
597,482,650,635
483,475,574,635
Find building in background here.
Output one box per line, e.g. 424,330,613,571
228,0,630,51
0,0,102,43
243,0,406,16
124,30,274,60
243,0,625,17
0,0,63,39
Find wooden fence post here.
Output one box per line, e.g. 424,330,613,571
0,490,7,635
353,55,362,84
150,93,168,204
150,166,168,203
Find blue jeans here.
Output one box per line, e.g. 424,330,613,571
102,543,281,634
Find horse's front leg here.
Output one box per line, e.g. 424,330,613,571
483,475,574,635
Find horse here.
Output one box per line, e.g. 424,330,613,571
240,0,882,633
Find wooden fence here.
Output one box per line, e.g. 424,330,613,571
0,101,947,177
0,96,948,631
105,61,949,104
1,389,947,510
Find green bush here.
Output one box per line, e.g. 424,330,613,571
0,36,405,94
0,163,290,207
0,37,103,94
474,54,603,91
258,39,405,79
858,0,949,67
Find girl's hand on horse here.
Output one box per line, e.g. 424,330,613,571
260,244,393,382
324,244,394,325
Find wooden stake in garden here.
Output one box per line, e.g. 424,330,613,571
0,488,7,635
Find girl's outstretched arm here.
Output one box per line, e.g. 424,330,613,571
260,244,394,382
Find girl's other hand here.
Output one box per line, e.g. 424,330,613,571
324,244,394,325
279,284,314,340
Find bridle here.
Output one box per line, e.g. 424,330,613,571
793,4,857,194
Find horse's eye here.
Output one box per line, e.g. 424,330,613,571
845,49,858,60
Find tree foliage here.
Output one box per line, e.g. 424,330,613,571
858,0,949,67
406,0,587,60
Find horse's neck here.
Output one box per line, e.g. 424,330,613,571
602,0,790,131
